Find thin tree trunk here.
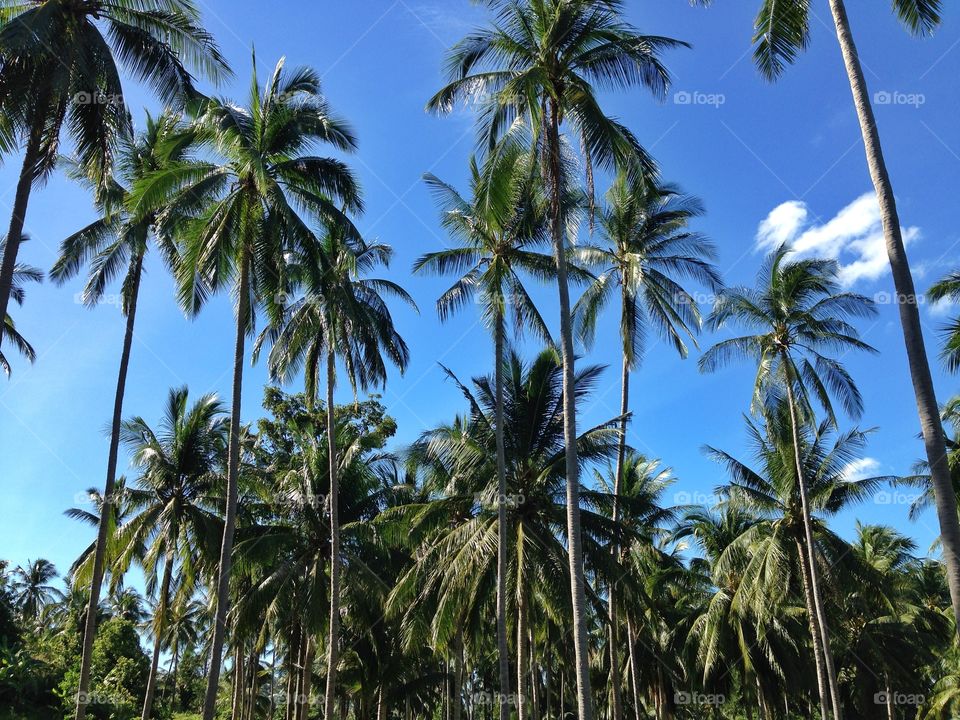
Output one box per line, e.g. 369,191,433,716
546,94,594,720
142,543,175,720
826,0,960,637
232,645,245,720
626,618,643,720
324,344,341,720
784,379,842,720
609,331,630,720
454,633,464,720
377,685,388,720
529,626,540,720
76,254,143,720
516,578,527,720
298,636,315,720
203,252,250,720
796,536,830,720
493,317,512,720
0,126,42,356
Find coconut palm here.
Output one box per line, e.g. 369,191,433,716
52,110,196,720
257,221,413,719
10,558,61,621
693,0,960,646
574,175,720,714
135,57,362,720
928,272,960,373
113,386,228,720
0,244,41,376
412,138,554,713
0,0,229,367
427,4,687,714
107,587,147,624
699,244,876,719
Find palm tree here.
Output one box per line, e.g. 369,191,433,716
10,558,61,621
137,57,363,720
107,587,148,624
695,0,960,643
708,409,890,718
574,175,720,716
412,138,554,715
0,0,229,364
427,4,686,715
114,386,228,720
258,222,412,719
0,244,41,375
52,111,195,720
928,271,960,372
700,244,876,719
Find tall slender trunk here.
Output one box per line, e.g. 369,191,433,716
203,251,250,720
0,125,42,356
142,543,175,720
516,575,527,720
828,0,960,634
324,344,341,720
493,317,512,720
377,685,388,720
545,94,594,720
298,636,315,720
76,254,143,720
796,536,830,719
609,323,630,720
453,633,464,720
784,378,842,720
231,644,245,720
626,618,643,720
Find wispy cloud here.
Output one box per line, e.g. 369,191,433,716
841,457,882,482
756,193,920,287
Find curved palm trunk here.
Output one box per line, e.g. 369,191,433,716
493,317,512,720
546,95,594,720
0,128,42,356
142,544,175,720
784,380,842,720
826,0,960,636
298,635,315,720
324,345,341,720
202,253,250,720
626,618,643,720
609,322,630,720
75,254,143,720
795,536,830,720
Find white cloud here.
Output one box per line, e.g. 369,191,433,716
755,193,920,287
841,457,882,482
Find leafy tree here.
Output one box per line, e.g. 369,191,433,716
0,242,41,376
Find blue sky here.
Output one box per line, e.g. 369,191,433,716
2,0,960,584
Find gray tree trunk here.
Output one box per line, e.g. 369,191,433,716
785,378,842,720
202,252,250,720
493,318,512,720
142,544,175,720
546,94,594,720
827,0,960,636
324,344,341,720
609,324,630,720
76,254,143,720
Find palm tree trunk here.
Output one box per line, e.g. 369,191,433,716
453,633,464,720
0,124,42,356
202,252,250,720
76,253,143,720
626,618,643,720
784,378,842,720
546,94,594,720
826,0,960,636
298,636,315,720
609,324,630,720
796,536,830,719
143,545,175,720
493,317,512,720
324,344,341,720
516,577,527,720
231,645,245,720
